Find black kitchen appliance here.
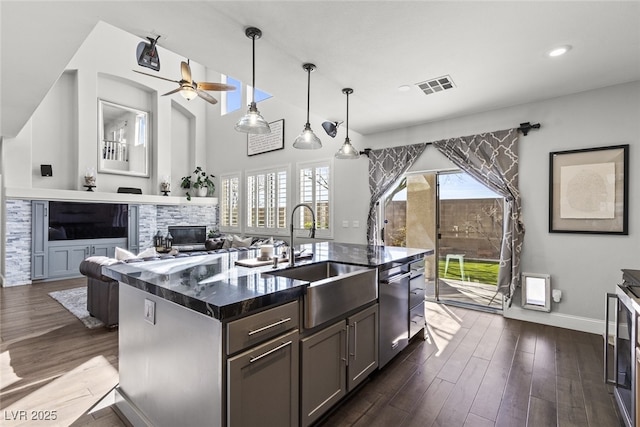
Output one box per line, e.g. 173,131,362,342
605,269,640,427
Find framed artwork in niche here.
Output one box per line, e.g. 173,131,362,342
549,144,628,234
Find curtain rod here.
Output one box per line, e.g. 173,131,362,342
358,122,541,157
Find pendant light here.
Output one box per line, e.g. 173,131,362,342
235,27,271,134
335,88,360,159
293,63,322,149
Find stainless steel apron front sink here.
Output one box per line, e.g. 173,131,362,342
265,261,378,329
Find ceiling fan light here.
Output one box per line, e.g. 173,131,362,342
335,138,360,159
293,123,322,149
180,86,197,101
235,102,271,134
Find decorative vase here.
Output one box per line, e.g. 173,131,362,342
195,187,208,197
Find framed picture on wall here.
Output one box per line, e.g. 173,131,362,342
549,144,629,234
247,119,285,156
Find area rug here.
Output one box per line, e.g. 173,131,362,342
48,287,104,329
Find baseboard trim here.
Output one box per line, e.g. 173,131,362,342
503,306,604,335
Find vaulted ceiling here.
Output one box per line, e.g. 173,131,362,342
2,1,639,138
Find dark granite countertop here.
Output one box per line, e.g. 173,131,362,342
623,269,640,286
102,241,432,322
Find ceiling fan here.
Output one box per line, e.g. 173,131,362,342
133,60,236,105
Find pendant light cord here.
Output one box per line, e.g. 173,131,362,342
306,68,311,124
251,35,256,103
345,91,349,139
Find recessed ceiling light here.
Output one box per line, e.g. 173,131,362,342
398,85,411,92
547,45,572,57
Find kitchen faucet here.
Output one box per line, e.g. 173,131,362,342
289,203,316,267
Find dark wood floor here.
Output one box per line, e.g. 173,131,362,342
1,279,623,427
320,303,623,427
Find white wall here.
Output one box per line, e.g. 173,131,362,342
360,81,640,332
2,21,210,195
31,71,77,189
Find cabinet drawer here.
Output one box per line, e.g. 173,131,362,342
409,279,425,309
409,302,425,339
227,301,299,355
227,329,299,427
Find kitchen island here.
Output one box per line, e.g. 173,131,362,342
102,242,432,427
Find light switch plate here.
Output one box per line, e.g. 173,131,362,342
144,299,156,325
342,220,349,228
352,220,360,228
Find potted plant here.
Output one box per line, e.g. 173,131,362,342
180,166,215,201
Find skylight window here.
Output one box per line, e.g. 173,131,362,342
247,85,273,104
221,75,272,116
221,75,242,116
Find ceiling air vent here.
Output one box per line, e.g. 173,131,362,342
416,75,456,95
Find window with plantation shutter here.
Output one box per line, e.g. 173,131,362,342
246,165,289,235
297,159,333,239
220,174,240,233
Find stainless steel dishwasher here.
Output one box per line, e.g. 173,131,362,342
379,262,411,368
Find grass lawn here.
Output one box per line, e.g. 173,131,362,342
438,259,499,286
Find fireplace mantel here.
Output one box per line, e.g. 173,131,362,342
5,187,217,206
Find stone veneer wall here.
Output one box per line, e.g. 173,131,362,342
155,204,219,241
138,204,158,250
4,200,32,286
2,200,219,286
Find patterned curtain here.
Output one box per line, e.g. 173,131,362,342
366,143,428,245
433,128,523,302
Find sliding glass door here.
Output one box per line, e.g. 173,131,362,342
382,171,504,312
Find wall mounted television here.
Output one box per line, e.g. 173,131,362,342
48,201,128,241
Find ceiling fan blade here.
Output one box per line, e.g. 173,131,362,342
162,87,183,96
196,89,218,105
133,69,180,84
197,82,236,92
181,61,192,84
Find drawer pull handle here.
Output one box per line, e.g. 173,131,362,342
381,272,412,284
249,340,292,363
248,318,292,336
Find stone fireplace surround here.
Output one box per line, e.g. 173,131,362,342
3,198,218,286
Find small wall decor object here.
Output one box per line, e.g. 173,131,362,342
549,144,629,234
247,119,285,156
84,167,96,191
40,164,53,177
160,176,171,196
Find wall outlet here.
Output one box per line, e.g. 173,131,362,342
352,220,360,228
342,220,349,228
144,299,156,324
